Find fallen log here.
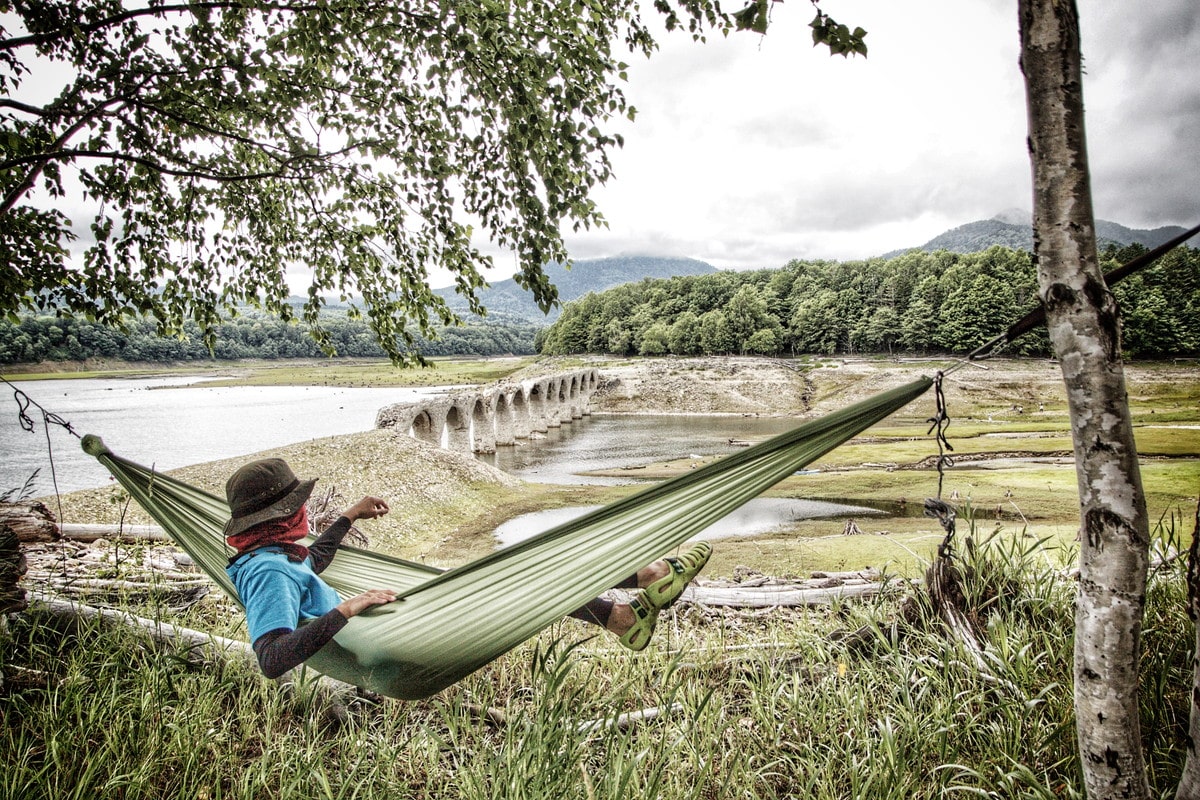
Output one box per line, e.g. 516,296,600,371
27,591,256,666
23,591,368,728
683,581,881,608
59,523,170,543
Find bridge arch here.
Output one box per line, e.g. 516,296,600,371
375,368,599,455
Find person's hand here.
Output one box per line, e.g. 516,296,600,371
336,588,397,619
344,495,389,522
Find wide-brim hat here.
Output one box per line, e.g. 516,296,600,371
223,458,317,539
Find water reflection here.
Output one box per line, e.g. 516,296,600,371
494,498,883,547
476,413,800,485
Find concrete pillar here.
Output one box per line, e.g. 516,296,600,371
528,382,550,432
555,379,572,424
493,393,515,446
511,388,532,438
445,403,473,454
470,397,496,454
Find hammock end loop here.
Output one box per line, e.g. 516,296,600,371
81,434,112,458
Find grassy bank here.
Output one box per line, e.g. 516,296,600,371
6,356,1199,798
2,519,1192,799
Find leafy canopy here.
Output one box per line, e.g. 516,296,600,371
0,0,862,363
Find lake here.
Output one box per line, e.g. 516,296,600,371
1,378,813,497
494,497,881,547
0,376,871,542
0,377,451,497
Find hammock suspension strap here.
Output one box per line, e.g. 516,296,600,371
923,371,959,560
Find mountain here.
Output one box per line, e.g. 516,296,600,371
435,255,718,323
882,212,1188,258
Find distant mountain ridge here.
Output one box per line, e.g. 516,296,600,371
424,215,1187,325
883,211,1188,258
434,255,717,323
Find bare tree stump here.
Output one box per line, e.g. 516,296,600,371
0,525,28,614
0,501,58,543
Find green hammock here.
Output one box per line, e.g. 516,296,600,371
81,376,932,699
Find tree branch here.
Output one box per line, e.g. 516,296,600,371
0,98,53,117
0,1,437,53
0,95,128,217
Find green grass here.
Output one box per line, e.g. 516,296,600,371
3,516,1193,799
3,356,537,388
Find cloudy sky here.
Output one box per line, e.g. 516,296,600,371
522,0,1200,274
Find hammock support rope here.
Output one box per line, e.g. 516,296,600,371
82,376,933,700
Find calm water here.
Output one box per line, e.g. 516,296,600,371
478,413,800,485
1,378,862,545
1,378,803,496
0,377,450,497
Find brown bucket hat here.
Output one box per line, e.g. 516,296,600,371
224,458,317,539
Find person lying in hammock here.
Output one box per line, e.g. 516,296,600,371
223,457,713,679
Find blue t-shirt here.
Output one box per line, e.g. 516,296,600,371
226,547,344,643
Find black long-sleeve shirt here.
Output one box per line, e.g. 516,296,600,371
250,516,353,678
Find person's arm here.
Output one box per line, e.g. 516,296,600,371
253,612,348,678
252,588,397,678
306,496,390,574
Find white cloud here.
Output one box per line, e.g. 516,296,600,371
546,0,1200,273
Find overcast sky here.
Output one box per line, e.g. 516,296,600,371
516,0,1200,275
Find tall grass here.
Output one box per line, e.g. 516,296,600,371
2,514,1194,799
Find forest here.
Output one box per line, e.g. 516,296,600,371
537,244,1200,358
1,243,1195,365
0,312,539,364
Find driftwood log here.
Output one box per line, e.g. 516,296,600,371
0,501,60,617
682,568,886,608
684,581,880,608
24,593,679,732
23,592,367,728
59,523,170,543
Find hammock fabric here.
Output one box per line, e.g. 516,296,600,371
82,376,932,700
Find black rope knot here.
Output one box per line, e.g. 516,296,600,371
924,498,958,559
924,372,960,561
9,384,80,439
925,371,955,499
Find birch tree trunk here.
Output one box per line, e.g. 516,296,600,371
1018,2,1150,797
1179,504,1200,799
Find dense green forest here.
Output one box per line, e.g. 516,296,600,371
0,312,539,364
3,244,1195,365
537,244,1200,358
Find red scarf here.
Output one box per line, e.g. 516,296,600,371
227,506,310,563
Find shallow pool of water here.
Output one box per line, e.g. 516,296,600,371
493,497,883,547
477,413,800,486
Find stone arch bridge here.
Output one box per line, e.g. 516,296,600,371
375,369,602,454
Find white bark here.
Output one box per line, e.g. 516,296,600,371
1177,506,1200,800
1019,2,1150,797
